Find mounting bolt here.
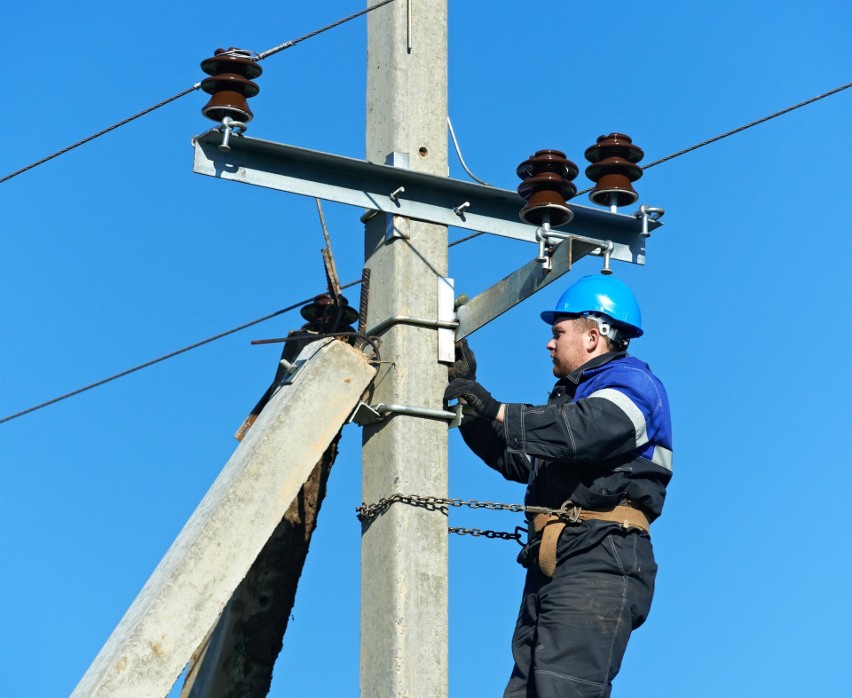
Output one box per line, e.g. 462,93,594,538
453,201,471,217
600,241,614,275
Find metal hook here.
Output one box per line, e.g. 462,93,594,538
535,221,554,271
453,201,471,217
218,116,247,153
389,186,405,202
600,241,614,275
637,205,665,237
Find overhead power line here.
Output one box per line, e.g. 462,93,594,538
449,80,852,247
640,80,852,171
0,280,361,425
0,87,200,186
256,0,396,60
6,80,849,420
0,0,398,186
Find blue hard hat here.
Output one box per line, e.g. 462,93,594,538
540,275,643,337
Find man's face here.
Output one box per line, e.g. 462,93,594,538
546,317,591,377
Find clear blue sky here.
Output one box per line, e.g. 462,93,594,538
2,1,850,696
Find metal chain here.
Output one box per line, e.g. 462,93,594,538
356,492,578,545
448,526,525,543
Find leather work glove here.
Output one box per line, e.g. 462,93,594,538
447,339,477,381
444,378,501,420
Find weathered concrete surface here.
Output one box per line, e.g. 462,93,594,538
362,1,450,696
180,331,351,698
180,434,342,698
71,339,375,698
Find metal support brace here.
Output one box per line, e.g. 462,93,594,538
535,227,616,274
366,315,459,337
350,402,464,428
365,276,456,363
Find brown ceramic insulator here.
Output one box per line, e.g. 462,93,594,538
584,133,643,165
516,149,579,227
201,48,263,79
584,133,644,207
200,74,260,122
300,294,359,328
200,48,262,123
516,149,579,179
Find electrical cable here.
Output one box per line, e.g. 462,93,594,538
448,231,486,248
448,115,489,186
449,80,852,247
0,87,199,185
3,64,846,416
0,0,399,186
256,0,396,60
641,80,852,171
0,279,362,425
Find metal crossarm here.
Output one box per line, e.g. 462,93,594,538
192,132,661,262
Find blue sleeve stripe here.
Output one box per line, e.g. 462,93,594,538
588,388,649,448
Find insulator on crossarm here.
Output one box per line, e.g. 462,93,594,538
300,294,359,332
584,133,644,208
516,149,579,227
200,48,262,123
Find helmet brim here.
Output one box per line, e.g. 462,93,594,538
540,310,643,337
540,310,566,325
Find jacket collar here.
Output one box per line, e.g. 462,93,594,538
562,350,627,386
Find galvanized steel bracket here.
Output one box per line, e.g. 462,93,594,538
350,401,464,428
192,133,661,260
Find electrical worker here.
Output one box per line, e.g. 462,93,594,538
445,274,672,698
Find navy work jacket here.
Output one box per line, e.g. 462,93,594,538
459,352,673,523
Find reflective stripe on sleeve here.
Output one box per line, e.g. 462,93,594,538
651,445,673,471
588,388,649,448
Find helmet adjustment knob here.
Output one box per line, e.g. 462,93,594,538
584,133,644,210
516,149,579,228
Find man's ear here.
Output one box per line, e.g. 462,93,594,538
585,326,601,352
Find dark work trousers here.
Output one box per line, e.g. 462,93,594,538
503,529,657,698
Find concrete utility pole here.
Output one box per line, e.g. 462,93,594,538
361,1,449,696
71,339,376,698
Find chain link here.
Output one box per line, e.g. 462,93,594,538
448,526,528,543
356,492,575,545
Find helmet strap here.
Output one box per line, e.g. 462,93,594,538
584,312,630,351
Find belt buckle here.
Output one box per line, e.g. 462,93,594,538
558,500,582,524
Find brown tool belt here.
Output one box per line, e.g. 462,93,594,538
531,503,650,578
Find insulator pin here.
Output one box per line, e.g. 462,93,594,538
516,149,579,227
584,133,644,208
200,48,262,123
